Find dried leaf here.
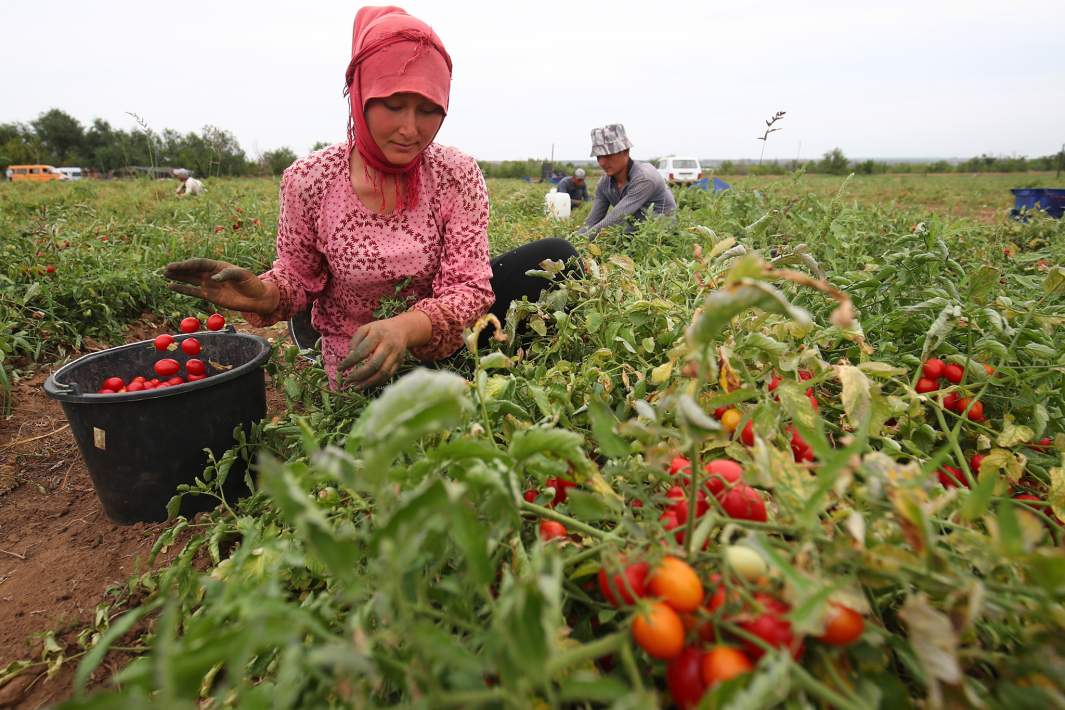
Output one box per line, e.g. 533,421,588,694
899,593,962,691
837,365,871,430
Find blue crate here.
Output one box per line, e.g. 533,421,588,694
1011,188,1065,219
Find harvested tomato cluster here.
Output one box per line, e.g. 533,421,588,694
95,313,225,394
660,457,765,547
916,357,987,421
597,554,864,707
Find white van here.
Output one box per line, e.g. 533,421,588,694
56,167,83,180
657,156,702,185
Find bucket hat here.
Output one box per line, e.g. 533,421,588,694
590,123,633,157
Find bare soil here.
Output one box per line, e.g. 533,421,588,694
0,322,290,709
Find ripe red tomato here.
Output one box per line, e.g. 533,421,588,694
915,377,939,393
817,603,864,646
103,376,125,391
740,600,798,660
206,313,226,331
937,465,968,488
631,601,685,660
142,381,157,390
943,363,964,384
179,316,200,334
719,484,767,522
523,489,538,503
713,406,729,420
704,459,743,497
666,646,707,708
154,359,180,377
1028,437,1054,452
97,388,116,394
740,420,755,447
982,363,995,376
598,560,649,606
965,400,985,422
701,645,754,686
187,374,207,382
538,519,567,541
181,337,202,356
45,264,56,274
767,374,782,392
545,477,577,507
648,556,704,613
669,456,691,475
167,376,185,386
922,358,946,379
185,358,206,376
154,334,173,351
131,376,146,385
942,392,961,412
970,453,985,473
126,381,145,392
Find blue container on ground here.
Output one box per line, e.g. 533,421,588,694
1010,188,1065,219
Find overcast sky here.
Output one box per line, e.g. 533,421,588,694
3,0,1063,162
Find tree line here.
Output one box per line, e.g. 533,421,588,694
718,147,1065,176
4,109,1061,179
0,109,312,177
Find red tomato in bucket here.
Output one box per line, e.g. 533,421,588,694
179,317,200,333
103,376,125,391
154,334,173,351
186,358,206,376
154,359,180,377
181,337,201,356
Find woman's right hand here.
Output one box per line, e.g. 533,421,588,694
164,258,278,315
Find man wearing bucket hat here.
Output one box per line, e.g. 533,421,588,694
555,168,589,207
578,123,675,239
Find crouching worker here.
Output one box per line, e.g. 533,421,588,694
577,123,676,240
164,6,576,390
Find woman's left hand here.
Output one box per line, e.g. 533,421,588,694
339,311,431,389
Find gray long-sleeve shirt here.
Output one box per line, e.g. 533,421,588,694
556,176,589,203
578,160,676,238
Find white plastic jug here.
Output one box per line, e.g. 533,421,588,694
544,189,571,220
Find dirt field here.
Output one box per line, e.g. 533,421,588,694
0,322,289,709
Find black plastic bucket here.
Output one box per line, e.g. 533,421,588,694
43,329,271,524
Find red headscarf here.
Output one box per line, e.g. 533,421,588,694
345,6,453,211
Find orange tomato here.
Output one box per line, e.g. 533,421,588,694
817,603,864,646
720,408,742,433
701,645,753,686
648,556,704,613
632,601,685,660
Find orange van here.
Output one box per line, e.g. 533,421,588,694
7,165,64,182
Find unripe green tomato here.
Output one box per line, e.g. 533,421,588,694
725,545,767,582
317,486,339,504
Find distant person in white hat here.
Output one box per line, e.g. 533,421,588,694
578,123,675,239
173,168,204,197
555,168,589,207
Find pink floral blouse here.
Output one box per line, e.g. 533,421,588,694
243,142,494,384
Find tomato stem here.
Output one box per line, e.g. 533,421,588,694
520,501,616,540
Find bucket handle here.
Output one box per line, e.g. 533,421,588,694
51,380,82,396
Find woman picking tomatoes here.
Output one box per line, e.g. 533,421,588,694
165,6,576,390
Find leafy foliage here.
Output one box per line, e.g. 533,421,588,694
2,174,1065,707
